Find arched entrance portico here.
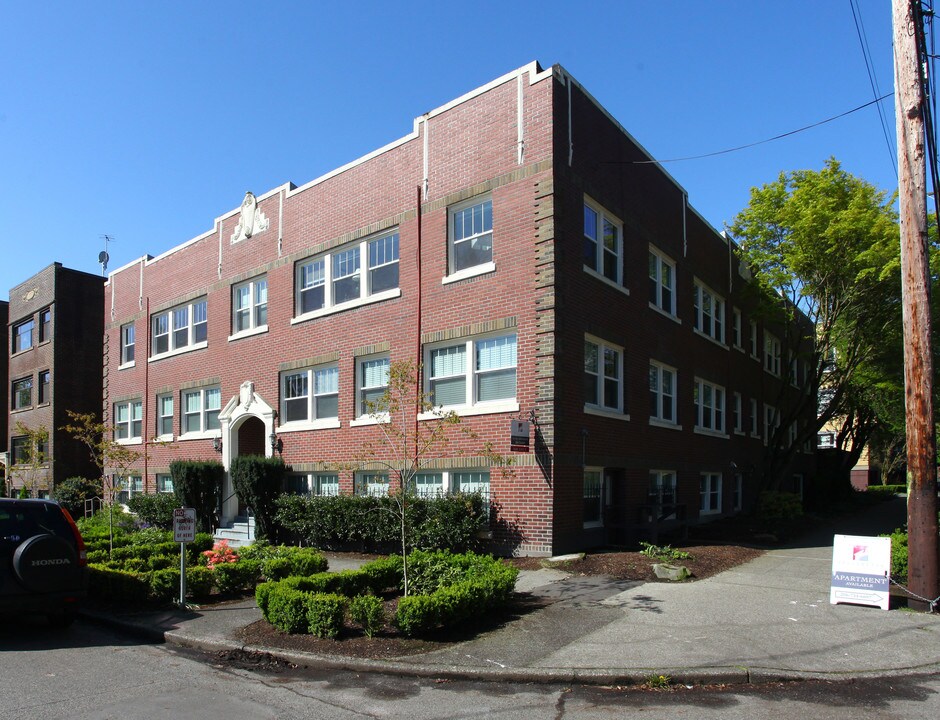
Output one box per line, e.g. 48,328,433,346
218,381,277,524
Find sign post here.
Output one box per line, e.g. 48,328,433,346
830,534,892,610
172,508,197,606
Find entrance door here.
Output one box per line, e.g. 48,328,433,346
234,416,267,516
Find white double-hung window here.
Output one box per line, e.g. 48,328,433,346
584,197,622,285
425,334,517,414
448,196,493,277
694,378,725,434
151,298,207,357
295,231,400,319
648,248,675,315
281,365,339,428
114,400,142,442
232,276,267,335
356,356,390,419
649,361,677,425
693,281,725,343
181,386,221,436
584,337,623,414
700,473,722,515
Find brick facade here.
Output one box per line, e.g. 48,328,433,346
6,263,104,496
104,62,814,555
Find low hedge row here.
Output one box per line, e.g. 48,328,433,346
275,493,488,553
867,484,908,495
87,543,329,604
394,552,517,636
257,551,516,638
256,555,402,619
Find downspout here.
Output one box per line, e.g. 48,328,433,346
517,74,525,165
415,185,423,467
218,220,224,278
144,296,149,491
682,192,688,258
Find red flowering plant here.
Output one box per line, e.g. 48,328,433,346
202,540,239,567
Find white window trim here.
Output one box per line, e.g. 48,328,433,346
732,307,743,349
231,276,268,338
279,364,341,430
648,417,682,430
764,331,782,377
355,354,390,422
648,302,681,324
700,472,723,515
733,391,744,435
293,231,401,323
693,279,726,346
120,323,136,369
763,403,780,445
179,386,221,439
148,340,208,363
155,393,174,442
583,195,624,287
149,298,207,361
354,471,391,497
113,400,143,444
422,333,518,416
649,470,678,520
694,377,727,437
441,261,497,285
649,360,678,426
584,334,624,415
648,246,676,316
447,196,494,279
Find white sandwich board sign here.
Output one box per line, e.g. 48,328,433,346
830,534,891,610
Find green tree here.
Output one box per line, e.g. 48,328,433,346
730,158,903,490
61,410,145,552
8,422,50,497
343,358,510,596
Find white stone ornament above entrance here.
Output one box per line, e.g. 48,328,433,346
230,191,269,244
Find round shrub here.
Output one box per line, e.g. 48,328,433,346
307,594,346,638
349,595,384,637
266,587,310,633
186,565,215,600
150,568,181,603
262,556,292,581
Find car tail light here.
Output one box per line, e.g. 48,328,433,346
61,507,87,567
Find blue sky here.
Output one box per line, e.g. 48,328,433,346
0,1,896,297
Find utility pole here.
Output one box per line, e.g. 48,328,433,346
893,0,939,613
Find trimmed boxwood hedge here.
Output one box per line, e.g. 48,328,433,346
257,551,516,637
275,493,488,553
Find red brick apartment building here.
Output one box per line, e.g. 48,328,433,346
6,264,104,496
104,62,814,555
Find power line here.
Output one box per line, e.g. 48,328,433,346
849,0,898,179
629,94,892,165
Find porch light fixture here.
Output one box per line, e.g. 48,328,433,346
213,437,222,453
269,432,282,455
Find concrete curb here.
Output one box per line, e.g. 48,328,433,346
81,610,940,688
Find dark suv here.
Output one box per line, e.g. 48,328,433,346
0,498,88,626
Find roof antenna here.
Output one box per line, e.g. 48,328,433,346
98,234,114,275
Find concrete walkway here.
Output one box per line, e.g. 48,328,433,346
83,496,940,685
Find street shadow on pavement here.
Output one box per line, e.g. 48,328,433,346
0,613,159,652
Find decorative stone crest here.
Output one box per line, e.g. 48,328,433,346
239,381,256,410
231,191,269,244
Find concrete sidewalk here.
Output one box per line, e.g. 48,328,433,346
82,497,940,686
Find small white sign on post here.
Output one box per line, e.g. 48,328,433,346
830,534,892,610
173,508,197,544
173,508,197,606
